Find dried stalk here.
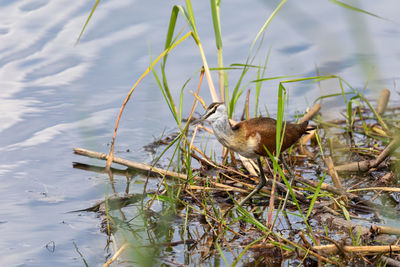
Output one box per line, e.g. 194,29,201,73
324,156,344,192
376,88,390,115
371,225,400,236
74,147,187,180
103,243,129,267
299,103,321,123
313,244,400,255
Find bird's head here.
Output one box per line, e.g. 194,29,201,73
193,102,226,124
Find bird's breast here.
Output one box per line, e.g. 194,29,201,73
230,133,260,159
211,118,261,159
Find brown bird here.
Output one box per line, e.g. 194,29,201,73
194,102,313,206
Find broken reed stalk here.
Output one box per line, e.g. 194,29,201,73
376,88,390,115
371,225,400,235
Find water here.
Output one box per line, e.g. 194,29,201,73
0,0,399,266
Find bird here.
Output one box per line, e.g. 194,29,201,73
194,102,313,206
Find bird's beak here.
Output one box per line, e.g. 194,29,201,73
192,111,208,125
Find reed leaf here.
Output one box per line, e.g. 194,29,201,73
75,0,100,46
163,6,180,65
250,0,287,51
210,0,225,101
306,172,326,220
329,0,386,20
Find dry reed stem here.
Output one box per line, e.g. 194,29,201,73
190,90,207,109
273,235,336,265
186,183,249,193
299,103,321,124
74,147,187,180
102,242,129,267
197,42,219,102
187,69,204,152
313,244,400,255
324,156,344,192
350,187,400,193
370,225,400,235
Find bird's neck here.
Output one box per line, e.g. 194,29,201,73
211,113,234,147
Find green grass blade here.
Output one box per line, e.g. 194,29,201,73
281,75,337,84
329,0,386,20
163,6,180,65
276,83,286,155
232,237,263,267
250,0,287,50
75,0,100,46
215,241,229,266
306,172,326,220
357,92,389,131
251,75,297,83
313,91,354,102
228,68,248,117
183,1,199,43
210,0,222,50
151,65,178,122
266,150,304,220
210,0,225,101
230,63,265,69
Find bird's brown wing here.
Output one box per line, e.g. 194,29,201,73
232,118,309,156
232,117,277,156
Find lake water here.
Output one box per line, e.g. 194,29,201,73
0,0,399,266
